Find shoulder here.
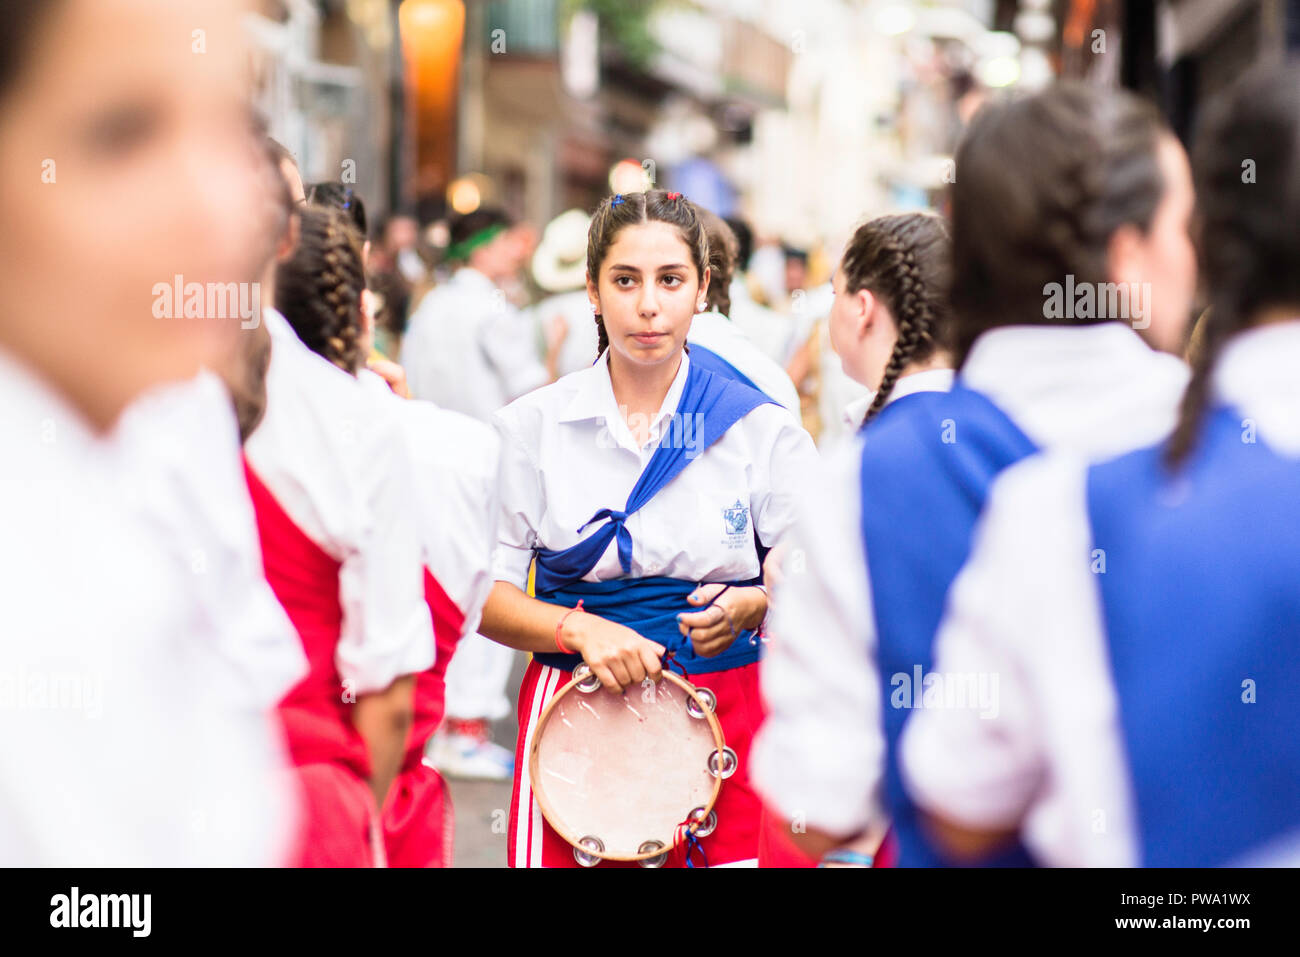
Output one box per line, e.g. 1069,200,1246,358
396,398,501,478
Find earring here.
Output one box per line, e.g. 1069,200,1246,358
697,299,707,312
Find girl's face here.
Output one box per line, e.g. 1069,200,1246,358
1108,133,1198,354
0,0,272,426
588,220,708,372
829,265,896,390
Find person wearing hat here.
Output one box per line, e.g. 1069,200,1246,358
529,208,600,377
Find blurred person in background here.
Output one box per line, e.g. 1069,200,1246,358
0,0,303,866
367,211,423,355
724,215,794,365
686,207,801,413
401,205,561,781
529,208,596,378
248,183,435,866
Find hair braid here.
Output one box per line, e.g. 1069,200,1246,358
276,205,367,374
840,213,952,425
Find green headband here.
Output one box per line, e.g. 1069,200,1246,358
445,222,506,262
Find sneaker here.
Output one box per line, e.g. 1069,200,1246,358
427,718,515,781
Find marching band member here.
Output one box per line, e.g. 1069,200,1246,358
0,0,299,865
247,201,435,867
686,208,802,413
402,206,556,781
751,83,1197,868
754,211,955,868
901,63,1300,868
478,189,819,868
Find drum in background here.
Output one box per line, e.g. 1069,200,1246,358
528,664,736,867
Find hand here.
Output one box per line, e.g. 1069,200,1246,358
562,611,664,694
762,542,790,591
367,356,410,399
677,584,767,658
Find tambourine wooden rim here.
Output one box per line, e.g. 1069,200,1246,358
528,666,727,862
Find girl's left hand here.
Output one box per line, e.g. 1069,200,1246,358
677,584,767,658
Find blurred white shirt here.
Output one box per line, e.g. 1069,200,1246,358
0,351,298,866
688,309,802,413
402,267,550,422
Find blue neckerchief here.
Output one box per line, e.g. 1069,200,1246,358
532,358,772,595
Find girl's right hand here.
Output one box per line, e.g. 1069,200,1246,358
562,611,664,694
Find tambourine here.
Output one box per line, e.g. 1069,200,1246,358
528,662,738,867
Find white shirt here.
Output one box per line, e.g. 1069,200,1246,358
492,351,819,590
360,370,502,637
841,368,956,431
728,280,794,365
688,309,802,413
901,321,1300,867
245,309,434,695
402,267,550,422
751,323,1188,840
0,350,295,866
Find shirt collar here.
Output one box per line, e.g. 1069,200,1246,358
558,350,692,434
1212,318,1300,411
262,306,298,345
453,266,495,294
841,367,955,428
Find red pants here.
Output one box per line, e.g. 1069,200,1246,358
288,763,381,867
508,659,766,868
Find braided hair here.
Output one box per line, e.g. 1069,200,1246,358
1164,62,1300,469
699,208,738,316
949,84,1167,365
841,213,953,423
585,190,710,358
274,205,367,374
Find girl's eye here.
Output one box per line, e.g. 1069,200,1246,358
614,275,636,288
83,105,161,157
662,275,683,288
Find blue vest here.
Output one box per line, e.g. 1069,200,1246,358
859,383,1039,866
533,359,773,675
1086,404,1300,866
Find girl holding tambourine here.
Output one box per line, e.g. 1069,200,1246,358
479,189,819,868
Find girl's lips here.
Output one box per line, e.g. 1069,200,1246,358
632,332,666,342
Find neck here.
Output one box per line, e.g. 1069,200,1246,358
607,347,683,422
898,349,954,380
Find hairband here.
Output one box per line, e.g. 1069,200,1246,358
666,191,682,201
611,194,625,207
444,222,506,262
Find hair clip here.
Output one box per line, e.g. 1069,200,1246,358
611,194,624,207
666,191,682,201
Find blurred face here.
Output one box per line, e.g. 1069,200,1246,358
1108,134,1198,354
828,266,897,390
0,0,270,427
587,221,708,373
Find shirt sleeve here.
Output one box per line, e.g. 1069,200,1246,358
336,401,436,695
751,438,888,837
900,454,1086,831
750,405,820,548
490,409,545,590
480,302,550,402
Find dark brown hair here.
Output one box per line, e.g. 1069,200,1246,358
841,212,953,422
586,190,710,356
0,0,56,99
950,83,1168,365
1165,61,1300,468
698,208,737,316
275,205,367,374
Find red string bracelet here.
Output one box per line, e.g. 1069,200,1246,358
555,599,584,655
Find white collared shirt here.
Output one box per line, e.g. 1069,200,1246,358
527,289,601,379
360,370,503,638
0,350,297,865
402,267,550,422
901,320,1300,867
492,351,819,589
752,322,1188,841
688,309,802,412
841,368,956,430
245,309,434,695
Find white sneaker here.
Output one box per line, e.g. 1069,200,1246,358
427,720,515,781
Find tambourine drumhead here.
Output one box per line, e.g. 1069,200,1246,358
529,668,726,862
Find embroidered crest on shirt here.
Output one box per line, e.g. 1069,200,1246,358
722,499,750,548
